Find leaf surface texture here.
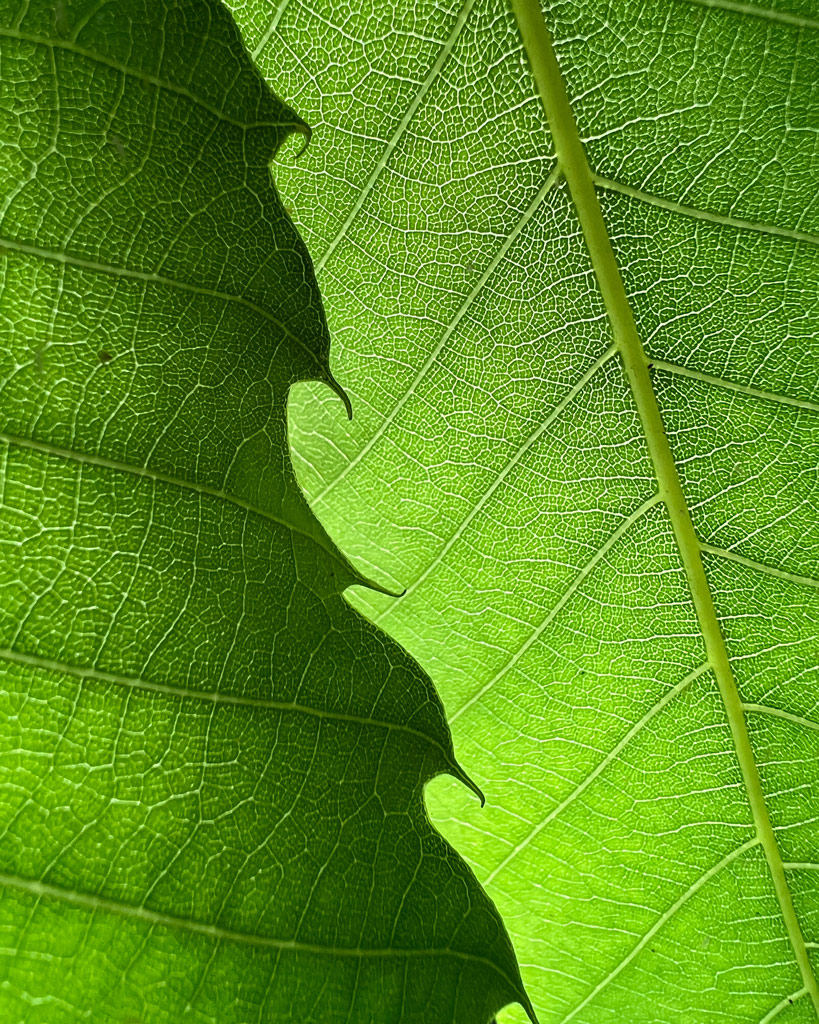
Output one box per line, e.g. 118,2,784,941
225,0,819,1021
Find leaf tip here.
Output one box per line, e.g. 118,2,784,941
290,120,312,159
324,368,353,420
356,575,405,599
451,760,486,807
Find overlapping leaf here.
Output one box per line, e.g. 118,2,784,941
0,1,530,1020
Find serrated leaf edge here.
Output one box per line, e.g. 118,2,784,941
511,0,819,1017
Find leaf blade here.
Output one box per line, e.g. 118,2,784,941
230,0,819,1020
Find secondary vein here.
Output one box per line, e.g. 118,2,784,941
743,704,819,734
0,28,306,135
679,0,819,30
650,361,819,415
511,0,819,1014
449,492,661,724
0,430,298,534
759,989,809,1024
0,870,522,987
312,164,562,506
0,237,334,387
484,662,711,884
313,0,477,273
594,175,819,247
701,544,819,589
375,342,618,620
556,838,761,1024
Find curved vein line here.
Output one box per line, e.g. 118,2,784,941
759,989,808,1024
312,165,561,505
678,0,819,30
0,430,317,544
375,343,618,620
0,422,402,597
593,175,819,246
744,705,819,733
0,28,303,134
0,646,452,758
701,544,819,589
513,0,819,1013
650,361,819,415
449,493,661,725
0,871,521,982
556,838,760,1024
0,237,310,353
313,0,477,273
784,863,819,870
485,662,710,884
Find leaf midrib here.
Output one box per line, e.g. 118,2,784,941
511,0,819,1016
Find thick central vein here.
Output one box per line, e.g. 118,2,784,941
511,0,819,1014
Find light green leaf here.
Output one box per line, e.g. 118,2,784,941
0,1,530,1021
228,0,819,1022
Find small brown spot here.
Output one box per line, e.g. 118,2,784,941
98,350,112,363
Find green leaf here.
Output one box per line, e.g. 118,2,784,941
227,1,819,1022
0,1,530,1021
